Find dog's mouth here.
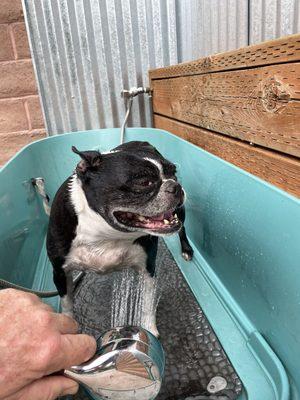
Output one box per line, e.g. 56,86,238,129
113,209,181,233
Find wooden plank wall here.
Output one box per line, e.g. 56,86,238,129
149,34,300,198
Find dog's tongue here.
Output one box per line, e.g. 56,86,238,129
151,211,173,221
151,213,165,221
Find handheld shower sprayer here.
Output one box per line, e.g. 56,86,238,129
64,326,164,400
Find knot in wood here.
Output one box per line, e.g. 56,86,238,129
260,77,290,113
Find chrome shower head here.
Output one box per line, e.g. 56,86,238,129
64,326,165,400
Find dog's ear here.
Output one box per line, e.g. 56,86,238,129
72,146,102,174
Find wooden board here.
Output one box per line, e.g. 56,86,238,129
152,63,300,158
149,34,300,196
154,115,300,198
149,34,300,79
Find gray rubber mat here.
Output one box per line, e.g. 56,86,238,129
73,240,242,400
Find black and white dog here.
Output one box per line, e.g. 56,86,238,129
47,141,193,336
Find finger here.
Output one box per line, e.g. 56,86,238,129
36,302,54,313
6,376,78,400
53,313,78,334
25,300,53,316
55,333,97,370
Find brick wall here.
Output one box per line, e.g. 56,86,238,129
0,0,46,166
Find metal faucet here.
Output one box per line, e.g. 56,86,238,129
121,87,151,98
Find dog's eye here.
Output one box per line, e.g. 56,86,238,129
135,178,154,187
130,176,156,188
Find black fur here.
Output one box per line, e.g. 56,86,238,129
134,235,158,277
177,206,194,260
46,178,78,297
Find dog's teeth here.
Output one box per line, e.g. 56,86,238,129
174,213,178,219
138,215,146,221
164,219,170,225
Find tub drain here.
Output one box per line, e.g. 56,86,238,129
207,376,228,394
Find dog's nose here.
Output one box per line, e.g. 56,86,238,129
164,180,182,195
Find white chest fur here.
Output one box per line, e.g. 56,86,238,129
65,175,146,273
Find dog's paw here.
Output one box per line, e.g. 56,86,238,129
60,295,74,317
182,248,193,261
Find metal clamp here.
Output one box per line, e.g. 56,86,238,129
31,177,51,216
120,86,152,144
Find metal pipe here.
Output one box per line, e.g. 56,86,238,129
120,87,151,144
120,96,133,144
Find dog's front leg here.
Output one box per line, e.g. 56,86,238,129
133,236,159,337
52,266,73,317
142,272,159,337
133,265,159,337
60,268,75,317
176,206,194,261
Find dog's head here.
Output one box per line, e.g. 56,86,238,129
71,141,185,235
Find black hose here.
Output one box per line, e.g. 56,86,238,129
0,278,58,298
0,272,85,298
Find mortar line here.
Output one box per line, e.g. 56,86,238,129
23,100,32,131
8,24,18,60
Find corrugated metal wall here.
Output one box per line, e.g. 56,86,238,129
176,0,249,60
177,0,300,59
23,0,178,134
23,0,300,135
249,0,300,43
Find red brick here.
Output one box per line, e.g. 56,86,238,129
12,22,30,59
0,24,14,61
26,96,44,129
0,60,37,99
0,0,24,24
0,130,46,166
0,99,28,133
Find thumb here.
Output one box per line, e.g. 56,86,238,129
7,376,79,400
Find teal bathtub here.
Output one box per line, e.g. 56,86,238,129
0,128,299,399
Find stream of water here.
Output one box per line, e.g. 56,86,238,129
111,268,160,331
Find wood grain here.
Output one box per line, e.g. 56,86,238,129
154,114,300,198
149,33,300,79
151,63,300,158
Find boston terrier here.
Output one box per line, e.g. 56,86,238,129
46,141,193,336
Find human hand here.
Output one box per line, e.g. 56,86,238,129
0,289,96,400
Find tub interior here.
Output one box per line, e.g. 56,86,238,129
72,239,242,399
1,128,299,399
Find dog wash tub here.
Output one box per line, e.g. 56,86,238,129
0,128,299,400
